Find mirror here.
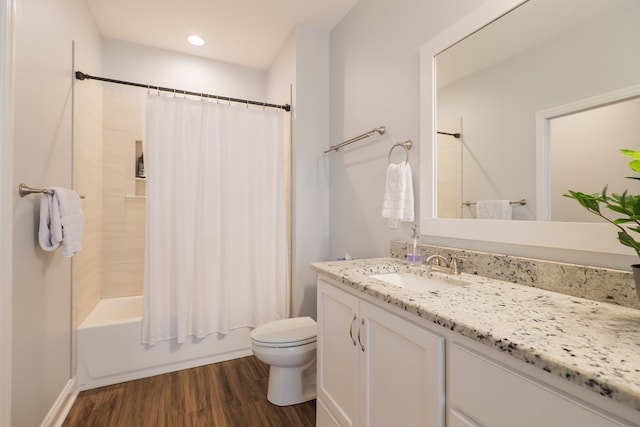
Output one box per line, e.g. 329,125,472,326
419,0,640,256
434,0,640,221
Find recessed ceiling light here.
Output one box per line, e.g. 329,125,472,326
188,35,205,46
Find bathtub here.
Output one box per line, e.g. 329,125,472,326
77,296,253,391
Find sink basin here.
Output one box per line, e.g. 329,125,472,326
369,272,459,292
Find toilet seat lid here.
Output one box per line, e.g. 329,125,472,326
251,316,317,345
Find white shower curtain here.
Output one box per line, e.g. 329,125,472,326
142,93,289,345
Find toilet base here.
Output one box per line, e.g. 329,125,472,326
267,359,317,406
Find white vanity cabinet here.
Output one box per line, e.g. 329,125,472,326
317,278,445,427
447,343,627,427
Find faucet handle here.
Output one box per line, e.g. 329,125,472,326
447,254,468,275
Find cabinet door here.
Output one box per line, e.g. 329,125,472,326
317,280,361,427
360,302,445,427
318,398,343,427
448,409,481,427
448,343,624,427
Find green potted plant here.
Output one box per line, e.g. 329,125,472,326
564,148,640,299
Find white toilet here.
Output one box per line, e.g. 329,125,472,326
250,316,317,406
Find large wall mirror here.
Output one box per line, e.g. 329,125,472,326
419,0,640,256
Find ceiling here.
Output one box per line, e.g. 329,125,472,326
85,0,359,70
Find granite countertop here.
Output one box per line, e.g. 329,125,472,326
310,257,640,412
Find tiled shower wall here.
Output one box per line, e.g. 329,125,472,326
102,87,146,298
73,79,103,326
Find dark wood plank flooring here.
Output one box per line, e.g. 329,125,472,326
63,356,316,427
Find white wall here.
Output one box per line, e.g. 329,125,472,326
329,0,489,259
267,31,295,105
0,0,14,424
11,0,101,425
267,30,296,315
292,27,330,318
266,26,331,319
102,38,267,102
550,96,640,222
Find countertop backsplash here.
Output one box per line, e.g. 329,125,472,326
390,240,639,310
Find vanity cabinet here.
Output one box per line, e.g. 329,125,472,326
317,278,445,427
447,343,625,427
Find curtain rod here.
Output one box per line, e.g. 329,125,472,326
74,71,291,112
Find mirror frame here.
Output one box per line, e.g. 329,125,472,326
419,0,635,257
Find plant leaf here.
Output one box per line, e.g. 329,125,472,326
618,231,640,252
565,190,602,213
620,149,640,160
629,160,640,174
620,149,640,175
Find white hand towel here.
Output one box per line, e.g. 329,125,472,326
38,188,84,257
381,162,414,222
476,200,512,220
38,193,62,252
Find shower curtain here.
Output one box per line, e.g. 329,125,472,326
142,93,289,345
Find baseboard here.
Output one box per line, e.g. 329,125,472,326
40,377,77,427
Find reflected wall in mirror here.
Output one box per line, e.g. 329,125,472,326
435,0,640,221
547,93,640,222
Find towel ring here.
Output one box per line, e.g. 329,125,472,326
388,140,412,164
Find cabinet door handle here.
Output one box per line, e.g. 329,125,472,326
357,318,365,352
349,314,357,346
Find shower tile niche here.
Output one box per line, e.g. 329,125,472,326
133,139,146,197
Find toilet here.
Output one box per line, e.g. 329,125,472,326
250,316,317,406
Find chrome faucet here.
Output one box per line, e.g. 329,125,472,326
425,254,464,275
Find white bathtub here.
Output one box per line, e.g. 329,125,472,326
77,296,253,391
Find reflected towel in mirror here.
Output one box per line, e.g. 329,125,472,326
476,200,512,220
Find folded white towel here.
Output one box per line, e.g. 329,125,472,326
38,194,62,252
38,188,84,257
476,200,512,220
381,162,414,222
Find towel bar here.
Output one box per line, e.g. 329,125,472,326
462,199,526,206
19,183,86,199
437,131,461,139
324,126,385,153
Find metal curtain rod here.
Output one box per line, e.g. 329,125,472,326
75,71,291,112
324,126,385,153
462,199,526,206
437,131,461,139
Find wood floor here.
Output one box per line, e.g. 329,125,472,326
63,356,316,427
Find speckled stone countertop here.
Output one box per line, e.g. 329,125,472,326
310,258,640,412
